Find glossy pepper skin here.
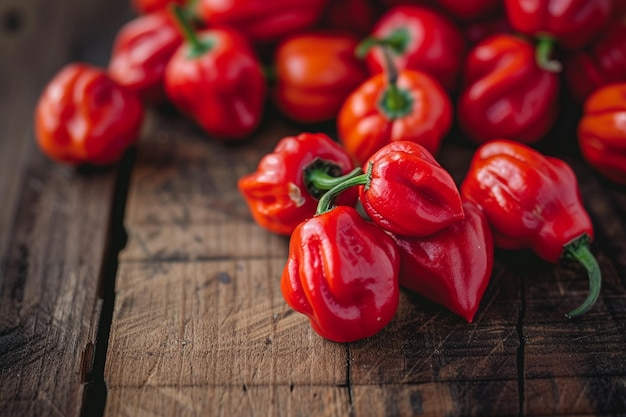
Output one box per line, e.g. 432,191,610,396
281,205,400,343
35,63,144,166
565,15,626,103
504,0,612,50
391,200,494,323
273,31,369,123
577,83,626,185
108,11,183,102
164,18,266,140
457,34,559,145
195,0,329,43
358,141,464,237
338,69,452,165
238,133,358,235
359,5,465,91
461,139,601,318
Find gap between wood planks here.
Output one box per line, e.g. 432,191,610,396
81,149,136,417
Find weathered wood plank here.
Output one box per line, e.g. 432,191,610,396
0,0,132,415
106,386,352,417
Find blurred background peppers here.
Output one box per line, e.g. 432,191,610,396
238,132,358,235
457,34,560,145
577,83,626,185
461,140,601,318
35,63,144,166
272,31,368,124
195,0,329,44
391,200,494,323
564,12,626,103
108,10,183,103
281,204,400,343
358,4,466,92
165,6,266,140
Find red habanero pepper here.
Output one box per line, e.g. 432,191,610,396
131,0,185,14
391,200,494,323
434,0,501,21
281,205,400,343
195,0,329,43
337,60,452,165
238,133,358,235
565,15,626,103
457,34,559,145
577,83,626,185
35,63,143,166
164,6,266,140
357,5,465,92
108,11,183,103
461,139,602,318
272,31,369,123
504,0,612,50
325,141,464,237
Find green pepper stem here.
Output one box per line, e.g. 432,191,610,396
171,4,211,58
316,163,372,215
307,167,363,192
355,28,409,58
563,234,601,319
536,36,562,73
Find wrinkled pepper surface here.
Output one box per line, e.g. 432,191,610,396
35,63,144,166
165,7,266,140
238,132,358,235
457,34,559,145
281,205,400,343
461,139,602,318
391,200,493,323
578,83,626,185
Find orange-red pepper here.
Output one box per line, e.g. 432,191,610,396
238,132,358,235
108,10,183,103
164,7,266,140
461,139,602,318
35,63,144,166
457,34,559,145
272,31,368,123
337,65,452,165
281,205,400,342
578,83,626,185
131,0,184,14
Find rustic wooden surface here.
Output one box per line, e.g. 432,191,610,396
1,1,626,416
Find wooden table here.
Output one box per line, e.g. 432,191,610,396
1,1,625,416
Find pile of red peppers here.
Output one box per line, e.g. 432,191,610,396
34,0,626,342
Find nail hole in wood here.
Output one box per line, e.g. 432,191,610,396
2,8,22,34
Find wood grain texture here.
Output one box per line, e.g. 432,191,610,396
0,0,131,415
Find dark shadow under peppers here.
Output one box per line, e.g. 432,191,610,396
238,132,358,235
390,200,494,323
280,204,400,343
461,139,602,319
